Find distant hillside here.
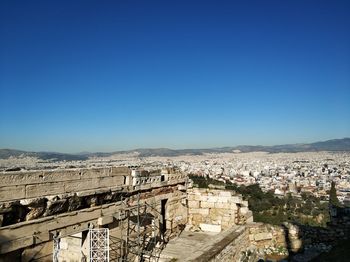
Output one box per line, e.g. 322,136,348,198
140,138,350,156
0,149,88,161
1,138,349,160
84,138,350,157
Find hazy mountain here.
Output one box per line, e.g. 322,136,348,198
1,138,349,160
0,149,88,161
77,138,350,157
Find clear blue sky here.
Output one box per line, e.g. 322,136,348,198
1,0,349,153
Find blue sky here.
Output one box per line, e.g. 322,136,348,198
0,0,349,153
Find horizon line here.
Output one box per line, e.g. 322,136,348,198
1,137,349,155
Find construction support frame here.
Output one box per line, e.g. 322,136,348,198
116,192,166,262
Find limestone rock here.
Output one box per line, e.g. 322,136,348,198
20,197,47,207
26,206,45,221
44,199,68,216
67,195,83,211
86,196,99,207
199,223,221,233
254,232,273,241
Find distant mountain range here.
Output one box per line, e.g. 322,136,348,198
1,138,350,161
0,149,89,161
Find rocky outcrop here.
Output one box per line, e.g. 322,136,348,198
247,217,350,261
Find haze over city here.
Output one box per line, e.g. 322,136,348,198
1,0,349,153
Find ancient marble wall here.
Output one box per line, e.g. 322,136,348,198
187,188,253,232
0,167,187,261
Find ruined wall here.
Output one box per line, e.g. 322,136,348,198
0,167,187,261
187,188,253,232
0,167,130,227
247,223,290,259
247,219,350,260
0,167,129,204
57,233,85,262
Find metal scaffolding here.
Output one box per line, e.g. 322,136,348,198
53,236,60,262
90,228,110,262
116,193,165,262
51,197,164,262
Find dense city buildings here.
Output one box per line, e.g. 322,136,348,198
2,151,349,204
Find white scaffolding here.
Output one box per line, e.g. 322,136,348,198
53,237,60,262
90,228,110,262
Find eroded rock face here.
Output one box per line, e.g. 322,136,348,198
0,191,130,226
26,206,46,221
0,202,28,226
20,198,47,221
20,198,47,207
44,199,68,216
86,196,99,207
67,195,83,211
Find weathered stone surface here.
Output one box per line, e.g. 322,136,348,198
254,232,273,241
219,191,232,197
188,200,199,208
0,167,188,259
209,208,227,220
189,208,209,215
99,175,125,188
26,206,45,221
86,196,99,207
199,223,222,233
21,241,52,262
110,166,130,176
0,185,25,202
64,179,98,193
214,202,231,209
0,236,34,254
240,207,249,215
0,167,143,204
187,188,250,230
0,170,79,187
200,201,215,208
97,215,114,226
67,195,83,211
26,183,65,198
0,202,28,226
20,198,46,207
44,199,68,216
160,226,254,262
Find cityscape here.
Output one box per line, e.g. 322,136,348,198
1,139,350,261
3,143,350,204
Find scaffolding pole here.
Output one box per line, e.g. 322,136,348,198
53,236,60,262
117,191,165,262
90,228,110,262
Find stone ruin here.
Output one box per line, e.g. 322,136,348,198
2,166,346,261
0,167,188,261
187,188,253,232
0,166,260,261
